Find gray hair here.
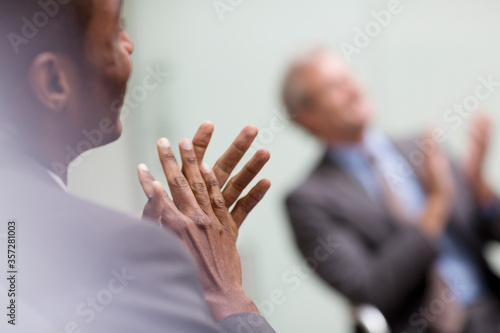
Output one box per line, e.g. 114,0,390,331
281,47,333,119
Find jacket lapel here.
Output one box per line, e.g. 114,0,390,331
317,154,398,245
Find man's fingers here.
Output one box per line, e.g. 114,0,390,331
137,163,157,198
200,163,231,230
231,179,271,228
223,149,271,208
471,113,491,138
192,121,215,165
142,181,165,227
137,162,186,230
213,125,259,187
179,139,213,215
157,138,197,213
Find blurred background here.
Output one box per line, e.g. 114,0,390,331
67,0,500,331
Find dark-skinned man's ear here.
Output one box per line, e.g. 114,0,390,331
28,53,71,113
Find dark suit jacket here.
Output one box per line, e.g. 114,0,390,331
286,137,500,333
0,144,274,333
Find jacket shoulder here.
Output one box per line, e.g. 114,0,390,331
285,153,339,204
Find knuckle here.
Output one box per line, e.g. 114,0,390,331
191,181,207,194
211,196,227,210
171,176,189,189
186,156,198,165
228,179,245,192
245,164,259,177
219,161,233,175
207,177,219,188
198,196,211,207
241,197,258,213
241,204,253,213
161,152,177,163
190,212,209,227
249,191,263,202
233,141,247,153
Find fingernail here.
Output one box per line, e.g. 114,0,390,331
149,181,161,199
159,138,170,148
181,139,193,150
139,163,149,171
201,163,211,174
246,124,258,133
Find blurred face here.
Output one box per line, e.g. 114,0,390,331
294,53,373,143
71,0,134,146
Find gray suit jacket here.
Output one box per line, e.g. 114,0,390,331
0,145,274,333
286,137,500,333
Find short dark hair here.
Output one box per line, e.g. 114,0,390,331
0,0,93,114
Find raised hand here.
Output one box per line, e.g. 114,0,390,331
139,123,271,230
190,121,271,220
418,133,454,239
138,138,266,320
421,138,454,202
463,113,494,204
136,125,271,320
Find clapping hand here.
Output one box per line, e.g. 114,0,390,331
463,113,494,204
137,122,271,320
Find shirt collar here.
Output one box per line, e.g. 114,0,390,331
46,169,67,192
328,127,381,155
327,128,396,171
0,126,68,192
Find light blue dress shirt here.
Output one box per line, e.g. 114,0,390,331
328,128,488,305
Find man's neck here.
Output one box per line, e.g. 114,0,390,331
0,127,70,185
327,130,365,147
26,145,70,185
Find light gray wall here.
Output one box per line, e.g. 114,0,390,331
68,0,500,332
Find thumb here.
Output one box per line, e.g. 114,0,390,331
142,181,165,227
